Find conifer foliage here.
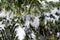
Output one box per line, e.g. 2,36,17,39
0,0,60,40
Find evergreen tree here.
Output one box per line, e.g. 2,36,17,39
0,0,60,40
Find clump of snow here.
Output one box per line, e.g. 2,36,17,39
30,16,39,29
0,24,5,30
57,32,60,37
31,32,35,39
0,9,6,17
47,0,59,2
15,26,25,40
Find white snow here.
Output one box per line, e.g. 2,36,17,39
57,32,60,37
16,26,25,40
30,16,39,29
0,24,5,30
47,0,59,2
0,9,6,17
